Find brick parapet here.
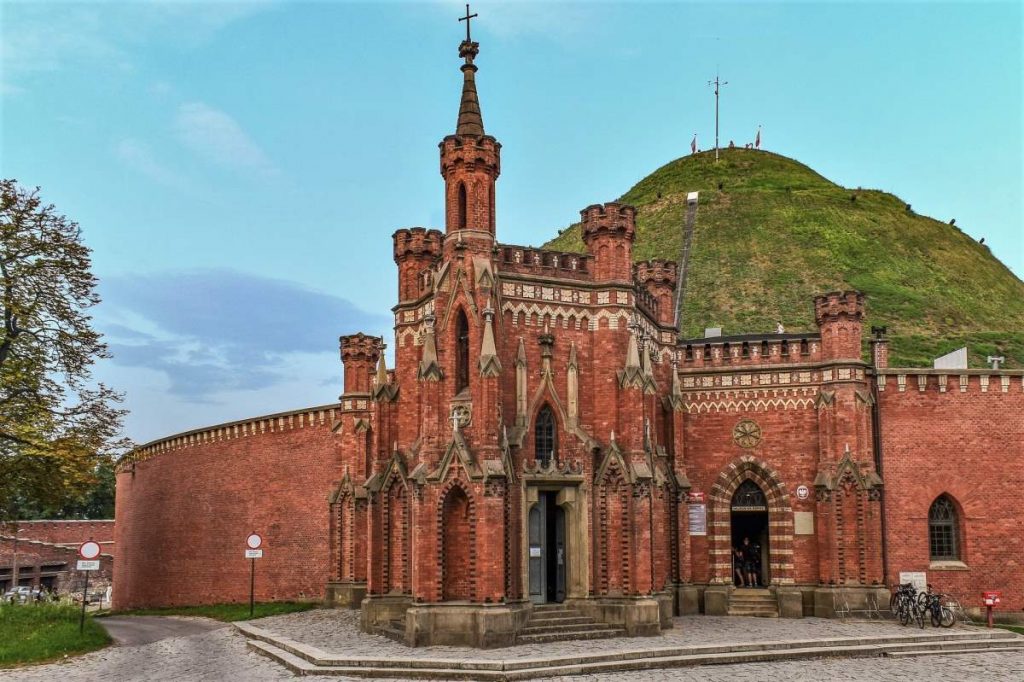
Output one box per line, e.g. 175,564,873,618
678,334,824,368
875,369,1024,394
116,403,341,472
3,520,115,548
497,245,591,281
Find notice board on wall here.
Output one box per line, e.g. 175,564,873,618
688,503,707,535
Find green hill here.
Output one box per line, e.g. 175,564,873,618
544,148,1024,368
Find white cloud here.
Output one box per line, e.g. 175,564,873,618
115,138,190,191
174,101,278,177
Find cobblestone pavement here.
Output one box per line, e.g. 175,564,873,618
253,609,1005,660
0,627,293,682
1,611,1021,681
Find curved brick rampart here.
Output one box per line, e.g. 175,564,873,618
113,404,342,609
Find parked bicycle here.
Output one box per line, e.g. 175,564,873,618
891,583,955,628
917,584,955,628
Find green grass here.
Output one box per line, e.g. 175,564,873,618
545,148,1024,368
108,601,317,622
0,602,111,668
997,624,1024,635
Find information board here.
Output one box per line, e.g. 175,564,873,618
688,503,707,535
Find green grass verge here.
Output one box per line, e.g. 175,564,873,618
996,624,1024,635
0,602,111,668
108,601,317,622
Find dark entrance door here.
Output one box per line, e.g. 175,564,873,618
730,480,770,586
528,491,567,603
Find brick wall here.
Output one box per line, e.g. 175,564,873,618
879,371,1024,614
8,520,114,549
113,406,342,609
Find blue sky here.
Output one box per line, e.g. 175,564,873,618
2,1,1021,443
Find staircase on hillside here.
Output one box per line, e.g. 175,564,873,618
728,587,780,617
517,603,626,644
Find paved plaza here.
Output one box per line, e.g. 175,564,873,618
1,612,1021,681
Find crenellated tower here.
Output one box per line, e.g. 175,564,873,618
635,259,678,326
814,291,865,361
581,202,636,282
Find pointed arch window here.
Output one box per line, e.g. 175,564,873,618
455,309,470,393
929,495,960,560
457,182,467,230
535,405,556,466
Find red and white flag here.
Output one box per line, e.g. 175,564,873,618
691,134,697,154
755,127,761,149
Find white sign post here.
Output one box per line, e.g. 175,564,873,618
245,533,262,617
77,540,101,632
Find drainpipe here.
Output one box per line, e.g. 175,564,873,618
869,328,890,588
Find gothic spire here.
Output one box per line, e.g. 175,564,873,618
455,5,484,137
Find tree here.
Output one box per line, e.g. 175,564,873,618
0,179,128,520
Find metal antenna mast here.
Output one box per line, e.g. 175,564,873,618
708,70,728,161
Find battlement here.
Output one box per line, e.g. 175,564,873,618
876,368,1024,396
580,202,637,242
814,290,865,325
634,259,678,289
497,245,591,281
339,332,382,362
439,134,501,175
393,227,443,263
678,333,823,368
340,333,382,394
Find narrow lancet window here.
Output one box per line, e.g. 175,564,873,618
535,405,556,465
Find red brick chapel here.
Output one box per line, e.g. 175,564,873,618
114,17,1024,647
329,29,888,646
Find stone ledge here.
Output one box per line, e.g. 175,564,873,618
239,621,1022,679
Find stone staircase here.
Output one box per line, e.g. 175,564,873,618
516,603,626,644
728,588,779,617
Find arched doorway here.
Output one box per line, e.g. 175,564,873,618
528,492,566,604
730,480,770,587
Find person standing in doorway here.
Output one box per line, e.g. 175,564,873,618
733,546,746,586
742,536,762,587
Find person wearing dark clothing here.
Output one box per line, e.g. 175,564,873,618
741,536,762,587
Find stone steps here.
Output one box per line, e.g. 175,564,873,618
238,621,1023,679
517,604,626,644
728,588,779,617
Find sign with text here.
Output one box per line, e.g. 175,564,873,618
245,549,263,559
687,492,706,504
899,571,927,591
77,559,100,571
688,503,707,535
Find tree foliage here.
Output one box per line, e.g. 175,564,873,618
0,179,128,520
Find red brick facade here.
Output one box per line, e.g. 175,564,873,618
113,33,1024,632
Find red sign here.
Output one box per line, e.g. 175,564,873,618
687,492,706,503
982,591,1001,606
246,533,263,550
78,541,101,560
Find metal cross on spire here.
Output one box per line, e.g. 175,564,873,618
459,4,478,43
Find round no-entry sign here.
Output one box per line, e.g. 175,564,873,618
246,533,263,550
79,541,101,560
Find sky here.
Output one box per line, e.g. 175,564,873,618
1,0,1021,444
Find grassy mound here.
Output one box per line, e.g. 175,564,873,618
545,148,1024,368
0,602,110,668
